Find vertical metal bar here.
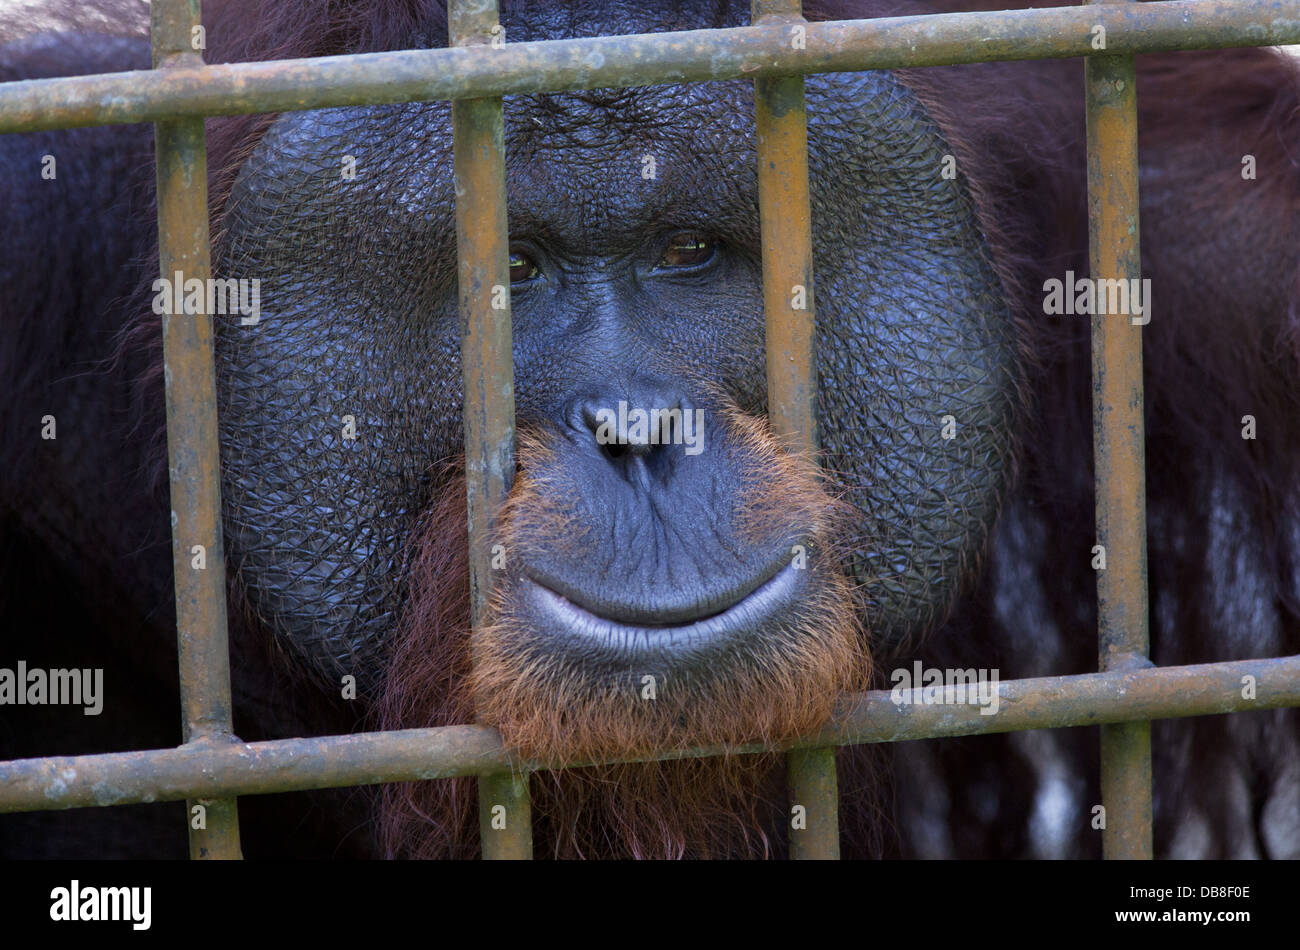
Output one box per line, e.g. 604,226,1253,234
150,0,241,860
786,745,839,859
1085,0,1153,860
752,0,839,860
449,0,532,861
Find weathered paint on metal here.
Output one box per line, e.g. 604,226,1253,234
450,0,532,861
753,0,839,861
3,656,1297,814
151,0,242,861
478,770,533,860
1,1,1297,134
755,76,817,451
1085,0,1153,862
786,747,840,859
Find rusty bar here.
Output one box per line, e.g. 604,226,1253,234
2,2,1297,134
449,0,531,861
785,747,839,859
151,0,241,861
754,1,817,451
752,0,838,860
3,655,1298,814
1086,0,1152,861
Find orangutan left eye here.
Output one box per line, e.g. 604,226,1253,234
509,249,540,284
658,232,715,269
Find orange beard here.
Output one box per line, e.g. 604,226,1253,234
378,408,867,859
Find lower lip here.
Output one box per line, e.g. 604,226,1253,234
521,563,802,657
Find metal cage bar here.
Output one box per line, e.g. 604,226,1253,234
1085,0,1153,860
752,0,840,861
3,1,1298,134
5,655,1298,814
150,0,241,860
449,0,533,860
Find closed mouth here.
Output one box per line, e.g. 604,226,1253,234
520,562,803,657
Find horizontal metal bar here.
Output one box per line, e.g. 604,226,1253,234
2,654,1297,815
0,1,1296,134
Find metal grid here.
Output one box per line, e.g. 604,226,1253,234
2,0,1300,860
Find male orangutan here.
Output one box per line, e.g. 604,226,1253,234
2,0,1298,858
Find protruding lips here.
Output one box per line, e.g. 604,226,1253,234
519,558,805,657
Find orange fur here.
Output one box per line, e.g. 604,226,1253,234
378,406,868,858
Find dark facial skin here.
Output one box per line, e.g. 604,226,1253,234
215,1,1016,698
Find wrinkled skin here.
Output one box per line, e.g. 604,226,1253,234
217,26,1015,693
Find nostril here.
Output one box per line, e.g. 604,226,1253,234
565,383,694,466
598,434,652,466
